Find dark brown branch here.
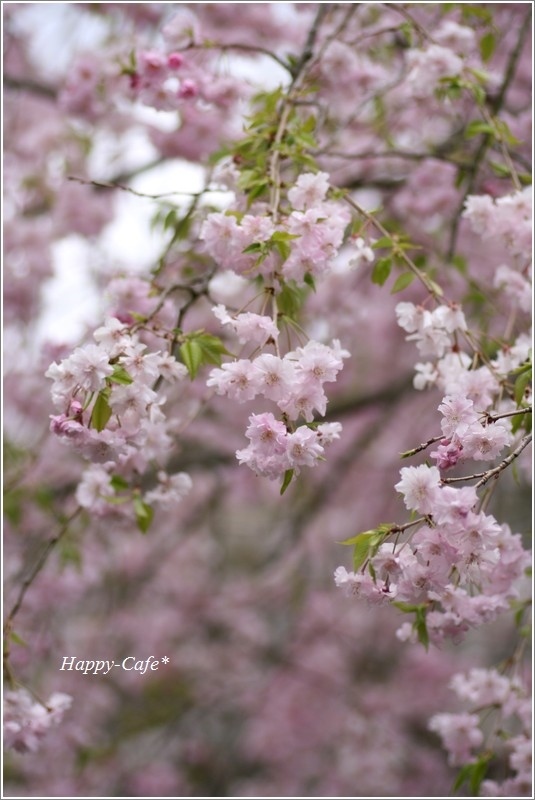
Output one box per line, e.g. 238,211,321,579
67,174,206,200
4,74,57,99
446,10,532,259
475,434,532,489
3,508,82,682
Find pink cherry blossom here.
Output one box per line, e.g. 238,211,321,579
428,712,484,766
394,465,442,514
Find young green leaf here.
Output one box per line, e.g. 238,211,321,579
464,120,495,139
514,368,532,406
280,469,294,495
10,630,28,647
164,208,177,231
195,333,231,365
372,236,393,249
415,607,429,650
277,281,307,318
109,365,134,385
110,474,130,491
391,272,415,294
242,242,264,254
371,257,392,286
91,390,112,432
340,527,391,572
134,497,154,534
180,339,204,379
479,31,495,62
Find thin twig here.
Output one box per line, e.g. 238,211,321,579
446,11,532,258
344,194,443,301
67,174,208,201
4,506,82,678
474,434,532,489
485,408,532,424
4,74,57,99
399,435,444,459
217,41,291,72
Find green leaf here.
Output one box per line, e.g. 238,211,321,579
514,368,532,406
110,475,130,491
451,255,467,274
470,756,490,797
280,469,294,496
494,118,521,146
399,21,413,46
180,333,230,378
511,410,531,435
461,5,492,21
104,495,131,506
453,763,476,793
10,630,28,647
164,208,177,231
303,273,316,291
134,497,154,534
91,390,112,432
391,272,415,294
393,601,425,613
247,182,269,203
277,281,307,318
352,533,379,570
415,607,429,650
4,489,24,525
340,527,392,571
428,278,444,297
338,529,376,546
195,333,231,365
129,311,148,323
242,242,264,254
273,239,291,262
479,31,495,62
109,365,134,385
464,120,495,139
453,755,491,796
371,257,392,286
372,236,393,249
180,339,204,379
270,231,301,242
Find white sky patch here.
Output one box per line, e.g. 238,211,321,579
35,237,102,344
10,3,110,81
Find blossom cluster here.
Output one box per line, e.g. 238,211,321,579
432,394,512,469
335,463,529,645
200,172,351,285
4,689,72,754
463,187,532,259
46,317,191,515
128,41,241,114
429,668,531,797
207,301,348,480
336,186,532,645
395,301,467,359
236,413,342,481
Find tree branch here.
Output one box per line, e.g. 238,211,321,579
446,10,532,258
4,74,57,99
474,434,532,489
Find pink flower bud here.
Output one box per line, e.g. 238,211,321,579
167,52,184,69
178,79,198,99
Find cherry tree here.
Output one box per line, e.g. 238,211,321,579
3,3,532,797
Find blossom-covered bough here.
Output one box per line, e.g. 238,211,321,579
3,3,532,796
